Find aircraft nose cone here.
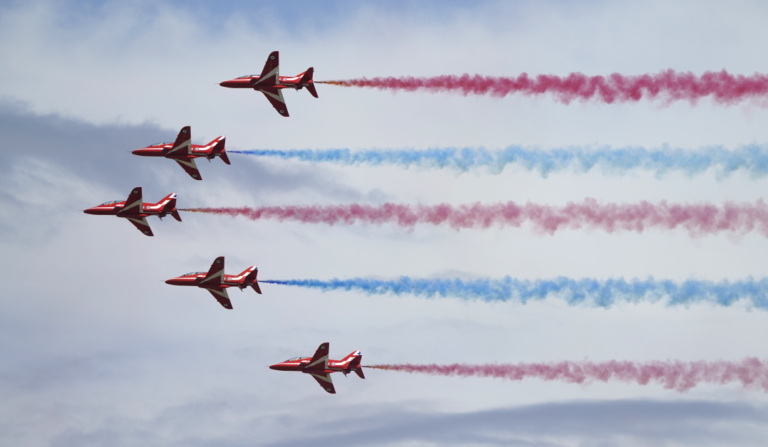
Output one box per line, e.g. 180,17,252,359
220,79,246,88
269,364,278,370
83,208,97,215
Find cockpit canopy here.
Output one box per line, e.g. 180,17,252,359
151,142,172,146
237,75,257,79
99,200,120,206
182,272,206,277
284,357,304,362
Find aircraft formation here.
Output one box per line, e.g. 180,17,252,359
83,52,766,395
84,51,360,394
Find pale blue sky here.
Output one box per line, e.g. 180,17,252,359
1,1,768,446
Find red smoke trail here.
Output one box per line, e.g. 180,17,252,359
366,358,768,392
180,199,768,236
318,70,768,104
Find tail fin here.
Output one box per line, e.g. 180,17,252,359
160,193,182,221
237,266,261,294
210,136,230,165
199,256,225,288
345,352,365,379
299,68,318,98
254,51,279,86
160,193,177,214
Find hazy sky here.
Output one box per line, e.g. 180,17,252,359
1,0,768,445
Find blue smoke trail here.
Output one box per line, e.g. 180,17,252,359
230,145,768,178
261,277,768,309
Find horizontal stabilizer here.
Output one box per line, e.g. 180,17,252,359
171,209,182,222
306,82,318,98
355,368,365,379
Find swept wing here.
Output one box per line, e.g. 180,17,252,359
207,288,233,310
173,158,202,180
309,372,336,394
260,88,289,117
125,216,153,236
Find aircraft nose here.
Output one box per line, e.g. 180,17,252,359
220,79,247,88
269,364,278,370
83,207,98,215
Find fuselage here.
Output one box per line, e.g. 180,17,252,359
132,137,225,159
84,196,176,217
165,267,258,288
269,351,362,373
219,74,310,90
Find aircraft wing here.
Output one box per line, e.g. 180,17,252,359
173,158,202,180
117,187,143,216
165,126,191,157
199,256,225,288
255,51,279,86
260,88,290,117
125,216,153,236
306,342,329,370
309,372,336,394
207,288,233,310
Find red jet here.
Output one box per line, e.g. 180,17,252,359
132,126,229,180
269,342,364,394
84,187,180,236
219,51,317,117
165,256,261,309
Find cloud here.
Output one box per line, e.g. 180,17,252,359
40,398,768,447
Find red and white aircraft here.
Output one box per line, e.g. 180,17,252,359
219,51,318,117
132,126,229,180
269,342,364,394
84,187,180,236
165,256,261,309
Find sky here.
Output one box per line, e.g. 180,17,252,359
1,0,768,445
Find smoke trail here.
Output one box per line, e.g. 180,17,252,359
229,145,768,178
318,70,768,105
180,199,768,237
260,276,768,309
366,358,768,392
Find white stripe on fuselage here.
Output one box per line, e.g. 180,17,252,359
191,137,225,153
